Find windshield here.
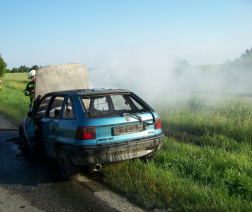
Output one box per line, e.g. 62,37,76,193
80,94,151,118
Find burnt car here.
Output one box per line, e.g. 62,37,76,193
19,65,164,180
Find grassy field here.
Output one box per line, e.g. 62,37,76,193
1,73,252,211
3,72,30,82
0,73,30,125
102,97,252,211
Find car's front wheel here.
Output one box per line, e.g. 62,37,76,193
57,146,80,180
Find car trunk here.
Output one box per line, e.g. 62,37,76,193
85,112,157,144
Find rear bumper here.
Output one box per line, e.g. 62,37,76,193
65,133,165,165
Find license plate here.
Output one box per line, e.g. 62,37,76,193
113,123,144,136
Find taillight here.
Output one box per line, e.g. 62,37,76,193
75,127,96,140
154,118,161,130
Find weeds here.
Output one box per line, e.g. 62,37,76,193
103,138,252,211
0,86,29,125
159,98,252,143
2,81,27,91
2,73,29,82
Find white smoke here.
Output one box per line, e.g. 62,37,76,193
88,48,252,107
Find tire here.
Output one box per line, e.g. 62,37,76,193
19,130,28,148
57,146,80,180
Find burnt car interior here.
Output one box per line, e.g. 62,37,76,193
80,93,151,118
34,96,75,120
47,96,65,118
63,97,75,119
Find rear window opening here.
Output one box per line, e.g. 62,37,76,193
80,93,151,118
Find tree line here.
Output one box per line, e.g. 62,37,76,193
222,47,252,73
6,64,40,73
0,55,41,77
174,47,252,74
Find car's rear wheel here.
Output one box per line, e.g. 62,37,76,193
57,146,80,180
19,130,28,148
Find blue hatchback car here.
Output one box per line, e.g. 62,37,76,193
19,63,164,180
20,88,164,180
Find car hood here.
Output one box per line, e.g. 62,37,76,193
35,63,89,100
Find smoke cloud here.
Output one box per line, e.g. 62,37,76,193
88,49,252,106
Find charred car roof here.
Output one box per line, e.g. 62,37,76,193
42,88,132,97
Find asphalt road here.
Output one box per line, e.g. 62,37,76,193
0,116,146,212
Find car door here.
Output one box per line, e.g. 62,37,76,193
40,95,65,157
26,95,42,150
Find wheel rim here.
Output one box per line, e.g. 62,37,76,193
60,156,66,170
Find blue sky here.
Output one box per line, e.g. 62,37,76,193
1,0,251,69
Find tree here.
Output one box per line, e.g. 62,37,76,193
18,65,29,73
174,59,190,75
240,47,252,71
10,64,40,73
220,47,252,93
30,65,39,70
0,54,7,78
11,68,19,73
241,47,252,61
221,47,252,73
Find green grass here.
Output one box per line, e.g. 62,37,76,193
0,76,30,125
2,73,252,211
0,73,31,125
2,80,27,92
0,86,29,125
158,96,252,143
102,137,252,211
2,73,30,83
102,96,252,211
103,141,252,211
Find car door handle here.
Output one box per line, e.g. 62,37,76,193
52,127,55,132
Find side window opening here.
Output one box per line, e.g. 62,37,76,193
62,97,75,119
46,96,65,118
36,96,52,119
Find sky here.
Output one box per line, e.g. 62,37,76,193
1,0,252,69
